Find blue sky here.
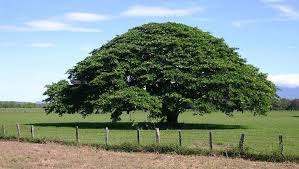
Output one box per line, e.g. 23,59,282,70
0,0,298,102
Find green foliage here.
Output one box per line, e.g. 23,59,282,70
272,98,291,110
43,22,277,123
272,98,299,111
97,87,162,122
287,99,299,110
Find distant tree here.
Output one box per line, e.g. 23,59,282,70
44,22,277,125
272,98,290,110
0,101,43,108
287,99,299,110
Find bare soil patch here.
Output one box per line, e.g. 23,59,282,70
0,141,297,169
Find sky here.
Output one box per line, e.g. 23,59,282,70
0,0,298,102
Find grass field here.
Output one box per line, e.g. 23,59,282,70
0,108,298,159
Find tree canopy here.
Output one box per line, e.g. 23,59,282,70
44,22,277,124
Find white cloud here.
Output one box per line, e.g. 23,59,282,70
31,43,55,48
0,20,101,32
261,0,284,3
232,1,299,27
271,4,299,20
25,20,67,31
260,0,299,22
268,74,299,87
122,5,202,17
231,19,259,28
196,18,210,22
0,12,104,32
65,12,109,22
62,27,101,32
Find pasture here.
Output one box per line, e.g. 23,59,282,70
0,108,299,159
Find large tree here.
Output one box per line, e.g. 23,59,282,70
44,22,277,124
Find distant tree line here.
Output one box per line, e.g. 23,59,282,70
0,101,44,108
272,98,299,110
1,99,297,111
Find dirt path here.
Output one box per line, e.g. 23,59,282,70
0,141,297,169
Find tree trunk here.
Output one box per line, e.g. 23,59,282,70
166,112,179,127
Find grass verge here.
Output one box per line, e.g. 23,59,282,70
0,135,298,163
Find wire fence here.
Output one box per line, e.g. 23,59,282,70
1,123,298,158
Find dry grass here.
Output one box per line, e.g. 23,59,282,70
0,141,298,169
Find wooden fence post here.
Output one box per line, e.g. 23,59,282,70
129,112,132,121
155,128,160,144
1,125,5,136
75,126,80,145
209,131,213,151
178,130,182,146
105,127,109,146
239,133,245,154
16,123,21,141
278,135,284,157
31,125,35,139
137,129,141,145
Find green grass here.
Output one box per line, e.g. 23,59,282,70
0,108,298,160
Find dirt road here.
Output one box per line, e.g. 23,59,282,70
0,141,298,169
